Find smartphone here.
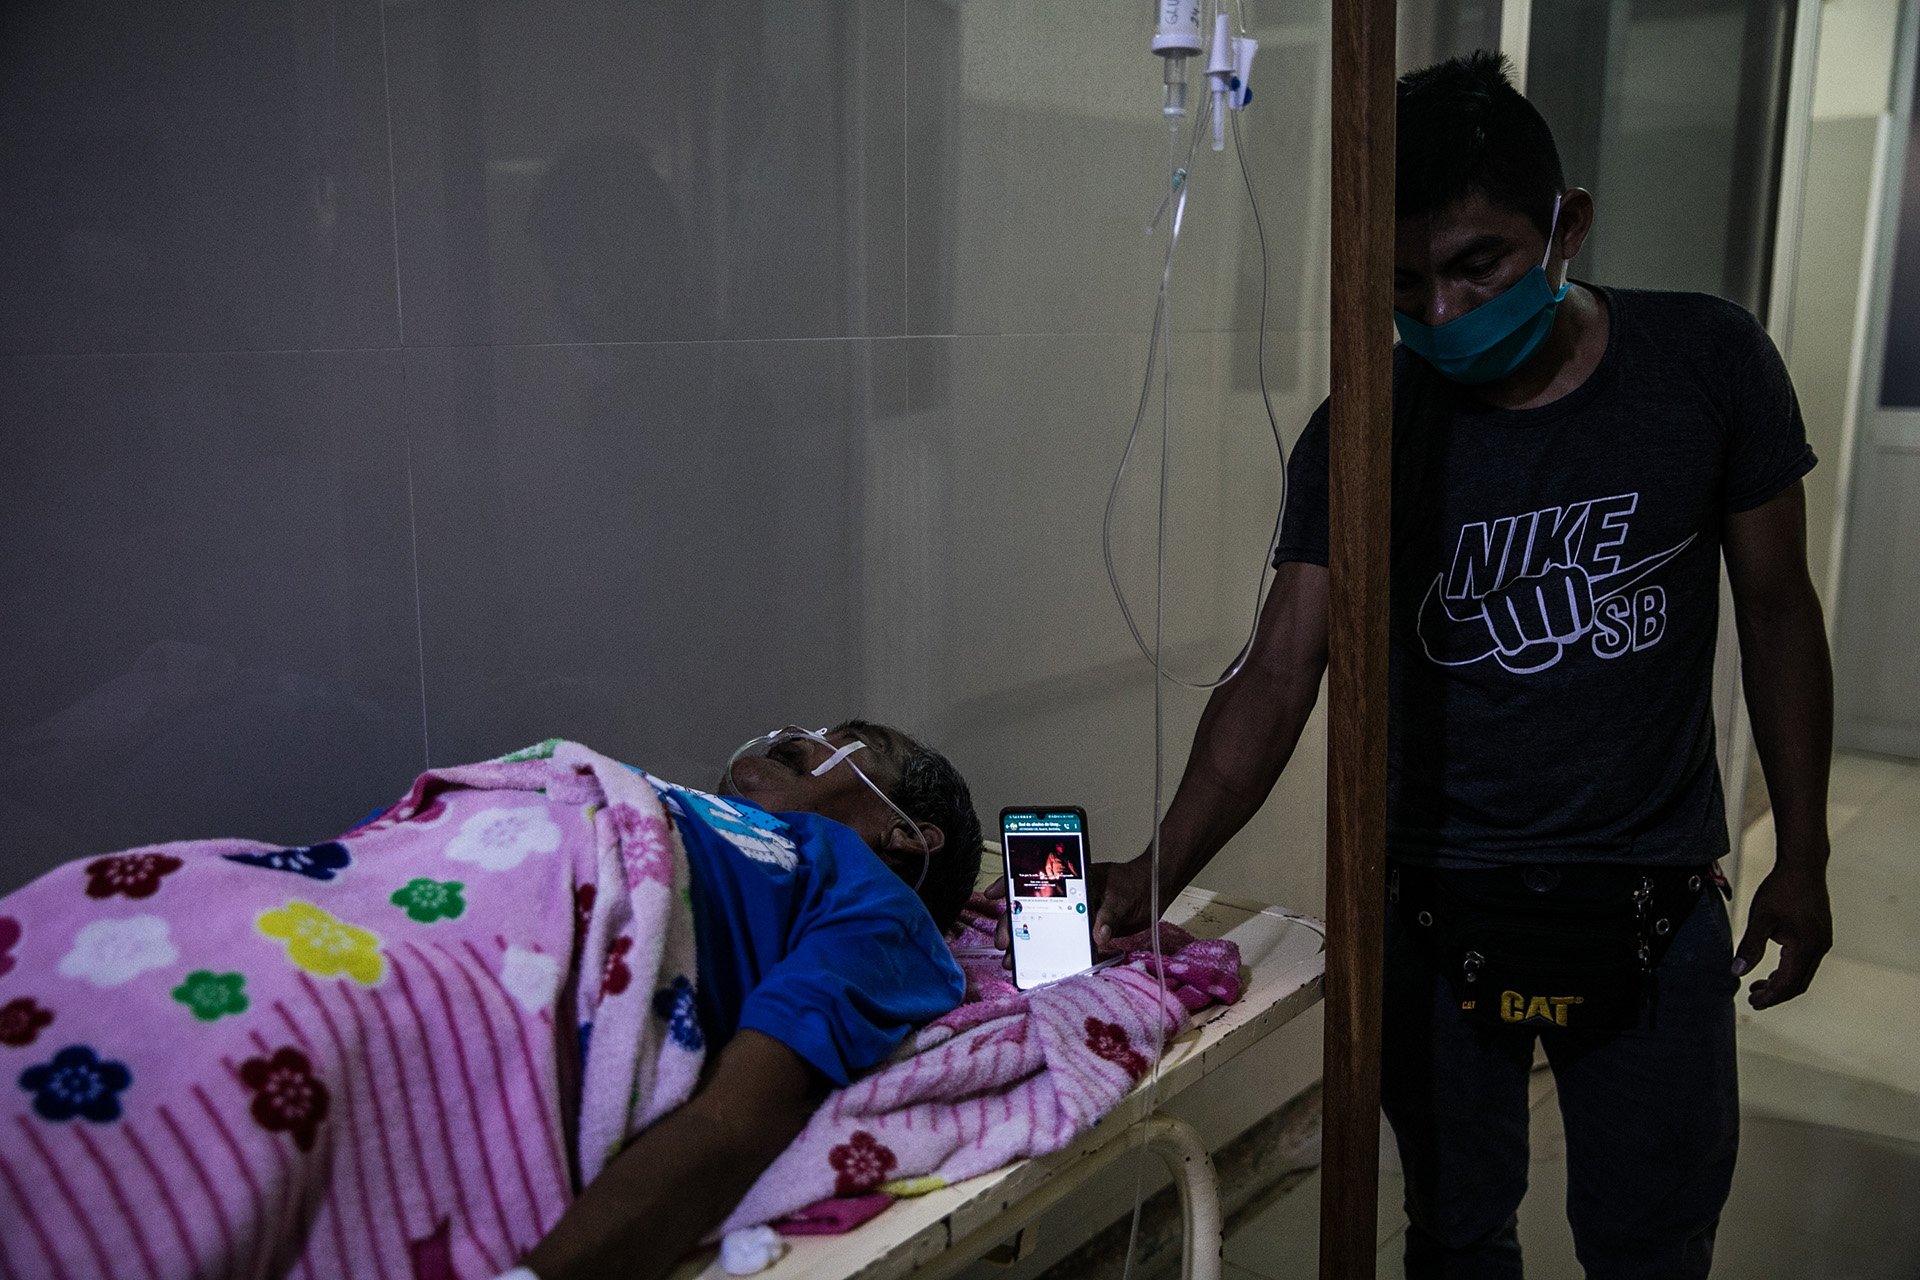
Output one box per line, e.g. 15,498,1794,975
1001,806,1096,989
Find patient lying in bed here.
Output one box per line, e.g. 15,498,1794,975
0,720,982,1280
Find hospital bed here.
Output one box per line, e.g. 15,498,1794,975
677,879,1327,1280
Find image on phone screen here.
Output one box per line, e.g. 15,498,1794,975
1002,808,1095,989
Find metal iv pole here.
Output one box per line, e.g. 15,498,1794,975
1320,0,1394,1276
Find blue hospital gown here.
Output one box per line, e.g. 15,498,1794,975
645,779,965,1087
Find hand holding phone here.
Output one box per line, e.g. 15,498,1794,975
1001,807,1096,989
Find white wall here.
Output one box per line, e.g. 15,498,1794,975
1786,0,1906,610
1813,0,1904,119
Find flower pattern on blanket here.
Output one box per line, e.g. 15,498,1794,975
256,900,385,984
239,1046,331,1151
354,794,447,837
609,803,673,888
0,742,702,1280
501,945,564,1015
58,915,178,987
225,841,351,881
0,996,55,1047
82,851,184,899
19,1044,132,1123
829,1131,899,1196
1083,1017,1150,1080
390,876,466,923
445,805,563,872
602,935,635,997
171,970,250,1022
652,976,704,1052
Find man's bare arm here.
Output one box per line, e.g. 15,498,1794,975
1094,561,1331,942
525,1029,824,1280
1722,480,1834,1009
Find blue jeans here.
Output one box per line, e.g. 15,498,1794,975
1379,877,1741,1279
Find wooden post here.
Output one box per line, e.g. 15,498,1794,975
1320,0,1395,1278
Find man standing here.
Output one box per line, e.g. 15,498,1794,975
1093,52,1834,1278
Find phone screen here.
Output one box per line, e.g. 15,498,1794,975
1002,807,1095,989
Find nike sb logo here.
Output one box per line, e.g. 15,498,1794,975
1417,492,1695,674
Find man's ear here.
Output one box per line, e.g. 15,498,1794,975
1557,187,1595,265
883,819,945,859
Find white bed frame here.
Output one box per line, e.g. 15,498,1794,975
678,884,1327,1280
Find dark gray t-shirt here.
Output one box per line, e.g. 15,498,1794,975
1275,286,1815,867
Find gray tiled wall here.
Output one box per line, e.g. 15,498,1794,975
0,0,1334,917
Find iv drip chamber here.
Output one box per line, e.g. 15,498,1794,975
1153,0,1203,117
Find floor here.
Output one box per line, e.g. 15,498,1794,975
1221,751,1920,1279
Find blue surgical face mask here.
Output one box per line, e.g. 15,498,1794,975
1393,196,1570,385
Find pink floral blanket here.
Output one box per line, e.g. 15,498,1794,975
723,898,1242,1234
0,741,700,1280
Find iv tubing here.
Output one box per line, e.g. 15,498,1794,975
1118,112,1188,1280
1100,97,1289,693
1114,4,1283,1271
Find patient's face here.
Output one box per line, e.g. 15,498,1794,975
724,730,890,837
724,728,936,885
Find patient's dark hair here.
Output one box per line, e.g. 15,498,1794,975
1397,50,1564,237
833,720,983,933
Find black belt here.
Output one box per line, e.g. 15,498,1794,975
1388,859,1711,1033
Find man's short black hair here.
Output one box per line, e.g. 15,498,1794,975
833,720,983,934
1397,50,1565,237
